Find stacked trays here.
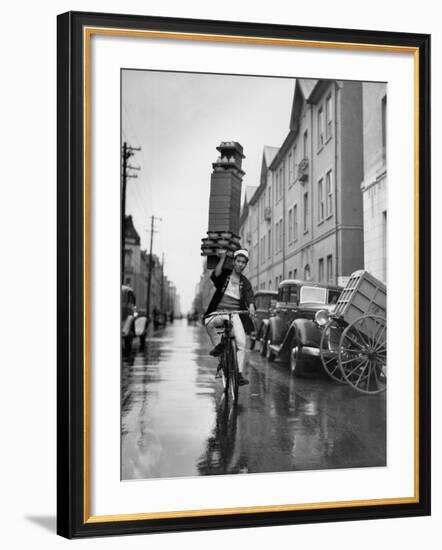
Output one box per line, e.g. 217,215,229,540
207,178,242,234
201,141,245,270
201,231,241,269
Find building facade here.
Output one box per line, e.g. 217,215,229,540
123,215,181,317
360,82,387,283
240,79,365,291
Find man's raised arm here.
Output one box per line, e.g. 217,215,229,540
213,249,227,278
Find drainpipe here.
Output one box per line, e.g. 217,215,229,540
334,82,340,286
310,103,314,274
282,161,286,280
257,198,260,289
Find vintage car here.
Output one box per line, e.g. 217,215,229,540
262,279,342,376
249,290,278,350
121,285,137,355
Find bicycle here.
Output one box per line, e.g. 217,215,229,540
204,310,249,404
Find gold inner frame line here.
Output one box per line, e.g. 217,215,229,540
83,26,420,524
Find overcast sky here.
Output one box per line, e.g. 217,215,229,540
122,69,295,312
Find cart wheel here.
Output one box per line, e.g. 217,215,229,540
320,319,346,383
338,314,386,394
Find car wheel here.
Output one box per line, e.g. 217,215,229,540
266,334,276,362
259,330,267,356
290,345,307,377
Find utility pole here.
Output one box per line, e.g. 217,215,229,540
145,215,162,321
160,252,165,312
121,141,141,284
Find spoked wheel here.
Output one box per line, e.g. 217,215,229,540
220,353,229,394
320,319,346,383
338,314,387,394
228,339,239,404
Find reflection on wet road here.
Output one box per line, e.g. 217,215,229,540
121,319,386,480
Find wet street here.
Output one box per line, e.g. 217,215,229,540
121,319,386,480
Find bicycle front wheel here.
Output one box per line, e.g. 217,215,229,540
228,339,239,404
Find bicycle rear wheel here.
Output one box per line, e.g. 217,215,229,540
220,353,229,394
228,339,239,404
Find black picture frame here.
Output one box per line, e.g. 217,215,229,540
57,10,431,539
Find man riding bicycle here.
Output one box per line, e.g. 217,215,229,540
204,249,255,386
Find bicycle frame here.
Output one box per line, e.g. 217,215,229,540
205,310,249,403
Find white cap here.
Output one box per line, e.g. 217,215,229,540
234,249,249,260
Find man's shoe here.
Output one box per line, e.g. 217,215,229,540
238,373,249,386
209,343,224,357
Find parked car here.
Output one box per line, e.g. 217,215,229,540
262,279,342,376
121,285,137,355
249,290,278,350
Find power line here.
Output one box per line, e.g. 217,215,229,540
121,141,141,284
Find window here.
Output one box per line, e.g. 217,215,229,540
326,94,332,139
124,249,133,268
303,192,309,232
275,277,279,288
288,153,292,185
263,236,266,263
279,218,283,251
328,290,340,305
300,286,326,304
304,264,311,280
382,95,387,163
327,255,333,282
293,268,298,279
275,172,279,202
279,167,284,199
275,221,278,252
268,228,271,258
318,258,324,281
293,146,297,181
288,208,293,243
303,130,308,159
269,281,272,289
318,178,324,221
294,204,298,240
268,184,272,206
318,106,324,148
288,270,292,279
326,170,333,217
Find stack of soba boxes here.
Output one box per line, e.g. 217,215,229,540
201,142,245,270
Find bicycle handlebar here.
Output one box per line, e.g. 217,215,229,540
204,310,250,320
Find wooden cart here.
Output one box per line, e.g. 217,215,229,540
319,270,387,394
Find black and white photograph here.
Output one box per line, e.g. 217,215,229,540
120,70,387,481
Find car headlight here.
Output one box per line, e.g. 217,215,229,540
315,309,329,326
